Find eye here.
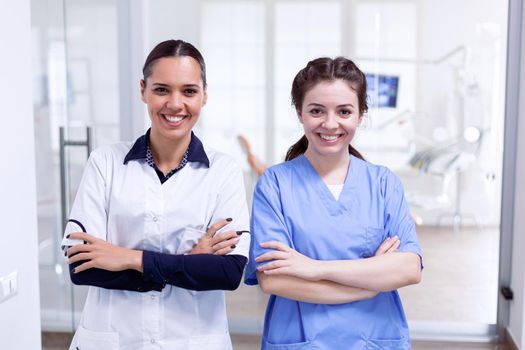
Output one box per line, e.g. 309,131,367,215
309,108,323,116
153,87,169,95
184,88,198,96
340,109,352,117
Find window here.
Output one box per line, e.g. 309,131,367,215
199,1,266,167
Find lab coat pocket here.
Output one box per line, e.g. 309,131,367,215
264,340,313,349
188,333,232,350
72,325,119,350
177,227,206,255
365,337,409,349
363,227,386,258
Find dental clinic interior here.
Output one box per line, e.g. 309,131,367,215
3,0,525,349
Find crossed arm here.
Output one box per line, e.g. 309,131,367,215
65,219,247,292
255,237,421,304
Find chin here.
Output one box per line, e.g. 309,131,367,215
312,145,348,158
156,127,192,140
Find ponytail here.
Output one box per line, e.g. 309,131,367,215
285,135,308,161
285,135,365,161
349,145,365,160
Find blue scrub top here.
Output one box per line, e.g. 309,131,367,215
245,154,422,350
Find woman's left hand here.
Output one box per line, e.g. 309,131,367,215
66,232,143,273
255,241,321,281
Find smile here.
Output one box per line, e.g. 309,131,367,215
318,133,343,141
162,114,189,123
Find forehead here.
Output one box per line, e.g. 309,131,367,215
147,56,202,85
303,80,358,105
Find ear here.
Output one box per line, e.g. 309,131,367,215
140,79,146,103
356,113,364,126
202,89,208,106
296,109,303,124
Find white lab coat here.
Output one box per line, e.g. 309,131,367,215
62,141,250,350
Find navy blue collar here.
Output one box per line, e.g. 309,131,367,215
123,129,210,167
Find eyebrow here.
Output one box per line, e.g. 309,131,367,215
307,103,355,108
151,82,201,89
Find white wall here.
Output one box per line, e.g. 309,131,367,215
0,0,42,349
146,0,200,46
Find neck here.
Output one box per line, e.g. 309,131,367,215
304,148,350,185
149,129,191,174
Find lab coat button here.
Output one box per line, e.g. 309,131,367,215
150,339,156,344
152,216,158,222
150,295,156,300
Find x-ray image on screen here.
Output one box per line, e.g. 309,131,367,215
366,73,399,108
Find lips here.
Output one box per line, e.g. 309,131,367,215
164,114,185,123
161,113,189,126
318,133,343,142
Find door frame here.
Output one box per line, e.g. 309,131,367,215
497,0,522,341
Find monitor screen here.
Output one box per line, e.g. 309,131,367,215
366,73,399,108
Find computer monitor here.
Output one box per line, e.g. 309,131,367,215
366,73,399,108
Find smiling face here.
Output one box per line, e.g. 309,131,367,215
140,56,207,143
298,79,362,159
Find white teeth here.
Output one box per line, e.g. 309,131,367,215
320,134,339,141
164,115,185,123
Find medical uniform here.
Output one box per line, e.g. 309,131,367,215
245,154,421,350
62,131,250,350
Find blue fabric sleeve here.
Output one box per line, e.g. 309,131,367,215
382,170,423,267
244,169,293,286
69,262,164,292
142,251,247,291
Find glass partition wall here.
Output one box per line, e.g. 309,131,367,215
32,0,73,331
191,0,509,340
34,0,510,343
196,0,507,232
32,0,120,331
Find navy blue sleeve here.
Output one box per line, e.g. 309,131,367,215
69,262,164,292
68,253,247,292
65,218,164,292
142,252,247,291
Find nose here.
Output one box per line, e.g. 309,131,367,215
322,112,338,130
166,92,183,110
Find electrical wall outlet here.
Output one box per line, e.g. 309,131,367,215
0,271,18,304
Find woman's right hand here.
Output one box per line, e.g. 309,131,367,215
374,236,400,256
188,218,241,255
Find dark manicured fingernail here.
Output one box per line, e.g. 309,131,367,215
66,234,70,238
231,245,236,249
83,240,87,244
226,218,233,222
237,230,249,235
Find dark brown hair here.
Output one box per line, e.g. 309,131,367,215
142,39,207,88
285,57,367,161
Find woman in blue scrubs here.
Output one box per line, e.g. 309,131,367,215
245,57,422,349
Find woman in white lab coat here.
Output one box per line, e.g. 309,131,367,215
62,39,251,350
